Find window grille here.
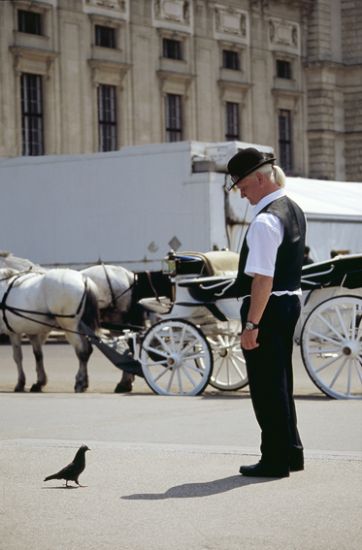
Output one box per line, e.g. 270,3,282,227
165,94,183,142
225,102,240,140
276,59,292,79
21,73,44,156
163,38,182,60
95,25,116,49
18,10,42,35
278,109,293,173
98,85,118,152
222,50,240,70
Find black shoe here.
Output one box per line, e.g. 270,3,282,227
289,450,304,472
239,461,289,478
290,459,304,472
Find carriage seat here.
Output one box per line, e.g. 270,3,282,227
175,250,239,277
301,253,362,290
178,275,238,303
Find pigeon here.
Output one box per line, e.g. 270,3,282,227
44,445,90,487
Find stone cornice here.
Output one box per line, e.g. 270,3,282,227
217,78,250,92
9,45,58,63
12,0,56,10
88,58,130,74
304,60,345,70
271,87,302,97
157,69,195,84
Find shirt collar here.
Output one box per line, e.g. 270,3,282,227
252,188,286,218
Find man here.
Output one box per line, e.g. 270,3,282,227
226,148,306,478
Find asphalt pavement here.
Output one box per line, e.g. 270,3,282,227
0,342,361,550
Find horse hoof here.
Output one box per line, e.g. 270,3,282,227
30,383,43,392
74,386,86,393
114,382,133,393
14,386,25,393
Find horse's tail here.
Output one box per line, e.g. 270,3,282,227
81,283,100,332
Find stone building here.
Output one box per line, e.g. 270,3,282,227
0,0,361,180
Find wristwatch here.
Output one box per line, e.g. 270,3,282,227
245,321,259,331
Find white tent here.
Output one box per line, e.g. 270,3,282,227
226,177,362,262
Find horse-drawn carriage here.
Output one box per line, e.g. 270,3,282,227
1,250,361,399
82,250,362,400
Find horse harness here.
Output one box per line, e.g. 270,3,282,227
0,272,88,334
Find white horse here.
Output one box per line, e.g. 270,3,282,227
81,265,172,392
0,254,135,321
0,253,159,393
81,264,137,392
0,267,100,392
81,264,135,318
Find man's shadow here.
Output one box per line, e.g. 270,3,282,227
121,475,276,500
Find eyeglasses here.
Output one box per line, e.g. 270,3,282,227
225,174,240,192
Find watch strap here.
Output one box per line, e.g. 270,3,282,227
245,321,259,331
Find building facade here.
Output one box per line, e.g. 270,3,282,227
0,0,361,180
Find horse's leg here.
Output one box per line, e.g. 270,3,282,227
9,334,26,392
114,372,135,393
65,332,93,393
74,336,93,393
29,334,48,392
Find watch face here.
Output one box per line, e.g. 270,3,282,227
245,321,258,330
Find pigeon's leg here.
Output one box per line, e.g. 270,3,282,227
75,480,86,488
10,334,26,392
29,334,48,392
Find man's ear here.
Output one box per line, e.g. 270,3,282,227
256,172,263,185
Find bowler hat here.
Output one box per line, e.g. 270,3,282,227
226,148,276,190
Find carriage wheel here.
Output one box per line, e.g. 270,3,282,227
207,322,248,391
301,295,362,399
140,319,213,396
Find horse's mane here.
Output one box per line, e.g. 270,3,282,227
0,251,45,273
0,267,19,279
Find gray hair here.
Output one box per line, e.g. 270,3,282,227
255,163,286,188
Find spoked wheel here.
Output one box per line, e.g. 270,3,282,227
301,295,362,399
140,319,213,396
207,322,248,391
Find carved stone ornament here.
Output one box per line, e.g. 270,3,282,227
85,0,126,11
154,0,190,24
268,17,299,52
215,8,247,37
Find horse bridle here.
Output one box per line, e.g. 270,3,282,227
101,263,136,308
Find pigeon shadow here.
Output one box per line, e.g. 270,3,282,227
42,485,88,489
42,485,79,490
121,474,276,500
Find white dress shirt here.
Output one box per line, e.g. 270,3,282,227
244,189,301,296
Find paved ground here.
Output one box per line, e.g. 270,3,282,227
0,339,323,395
0,342,361,550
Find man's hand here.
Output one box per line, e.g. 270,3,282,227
241,274,273,351
240,328,259,350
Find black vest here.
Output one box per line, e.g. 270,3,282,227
234,195,306,297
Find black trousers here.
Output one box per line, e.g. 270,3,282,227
241,294,303,468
